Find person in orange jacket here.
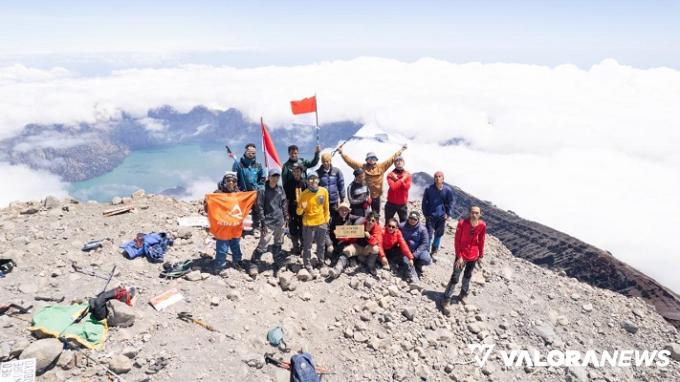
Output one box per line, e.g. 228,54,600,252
442,206,486,313
382,218,419,284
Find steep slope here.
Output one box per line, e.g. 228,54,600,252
411,172,680,329
1,195,679,381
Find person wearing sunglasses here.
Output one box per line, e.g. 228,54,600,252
204,171,245,273
296,173,331,275
382,218,419,284
329,212,386,278
422,171,455,261
250,168,288,278
399,211,431,278
442,206,486,314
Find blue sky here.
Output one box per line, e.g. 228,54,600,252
1,0,679,73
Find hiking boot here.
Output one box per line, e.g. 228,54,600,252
247,262,259,278
235,261,247,272
430,249,438,263
441,298,452,316
327,268,339,280
458,290,469,303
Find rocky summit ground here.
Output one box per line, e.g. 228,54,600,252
1,192,680,382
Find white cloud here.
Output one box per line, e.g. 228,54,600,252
0,162,68,206
0,57,679,292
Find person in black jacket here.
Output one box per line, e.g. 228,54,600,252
346,168,370,217
250,168,288,277
283,163,307,255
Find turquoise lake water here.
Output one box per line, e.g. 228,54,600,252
69,144,233,202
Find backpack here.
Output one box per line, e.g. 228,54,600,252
289,353,320,382
146,233,173,262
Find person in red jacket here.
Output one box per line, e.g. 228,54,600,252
442,206,486,313
330,212,387,277
382,218,419,284
384,156,411,223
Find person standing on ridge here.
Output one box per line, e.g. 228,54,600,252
283,163,307,255
384,156,411,223
336,144,406,218
232,143,266,192
250,168,288,277
282,144,320,190
316,151,345,218
422,171,455,261
441,206,486,314
297,173,331,275
347,168,371,217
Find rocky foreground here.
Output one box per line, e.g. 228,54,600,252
1,193,680,382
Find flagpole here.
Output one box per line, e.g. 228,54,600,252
260,117,268,172
314,93,320,146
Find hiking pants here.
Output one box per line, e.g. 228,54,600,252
444,260,477,299
337,244,379,273
302,224,328,267
385,246,418,281
289,214,303,253
426,215,446,252
370,196,381,217
216,238,242,266
384,202,408,223
255,225,285,254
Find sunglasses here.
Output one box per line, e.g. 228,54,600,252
225,179,236,183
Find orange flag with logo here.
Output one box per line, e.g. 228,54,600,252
205,191,257,240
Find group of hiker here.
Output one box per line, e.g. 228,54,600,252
206,142,487,304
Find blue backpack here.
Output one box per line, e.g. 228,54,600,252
121,232,173,263
290,353,320,382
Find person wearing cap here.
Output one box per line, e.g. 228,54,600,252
232,143,265,192
250,168,288,277
346,168,371,217
204,171,245,272
316,151,345,215
399,210,431,277
384,156,412,223
325,201,361,259
422,171,455,259
282,144,320,191
328,212,387,278
296,173,331,274
336,144,407,218
382,217,419,284
442,206,486,313
283,163,307,255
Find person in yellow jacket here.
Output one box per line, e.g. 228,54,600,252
337,144,407,218
296,173,331,274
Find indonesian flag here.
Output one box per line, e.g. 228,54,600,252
290,95,317,126
261,118,282,171
205,191,257,240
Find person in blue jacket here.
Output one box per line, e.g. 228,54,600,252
399,210,431,276
421,171,455,260
316,152,345,215
232,143,266,192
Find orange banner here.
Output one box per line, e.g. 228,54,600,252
205,191,257,240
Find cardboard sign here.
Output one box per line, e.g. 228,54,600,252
0,358,36,382
334,225,365,239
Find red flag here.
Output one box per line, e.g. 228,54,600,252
261,118,282,171
290,96,317,114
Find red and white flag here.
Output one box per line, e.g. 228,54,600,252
290,95,317,126
260,118,282,171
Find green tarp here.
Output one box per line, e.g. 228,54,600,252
29,304,108,350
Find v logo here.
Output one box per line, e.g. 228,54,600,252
228,204,243,220
468,344,495,367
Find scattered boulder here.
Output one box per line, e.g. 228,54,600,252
56,350,75,370
621,320,638,334
297,269,312,282
111,196,123,205
131,189,146,199
582,303,593,313
107,300,136,328
19,338,63,374
565,366,588,382
109,354,133,374
664,343,680,361
43,196,61,209
402,306,416,321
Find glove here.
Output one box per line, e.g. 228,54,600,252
407,259,414,268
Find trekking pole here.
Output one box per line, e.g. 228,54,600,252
100,265,116,294
331,140,347,157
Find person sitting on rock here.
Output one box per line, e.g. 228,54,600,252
283,163,307,255
442,206,486,313
326,201,362,259
296,173,331,274
399,211,431,278
250,168,288,277
347,168,371,217
422,171,455,261
337,145,407,218
382,217,418,284
384,156,411,223
204,171,244,272
329,212,387,278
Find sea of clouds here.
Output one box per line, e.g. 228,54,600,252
0,57,678,292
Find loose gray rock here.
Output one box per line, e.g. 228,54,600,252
402,306,416,321
297,269,312,282
109,354,133,374
43,196,61,209
57,350,75,370
20,338,63,374
663,343,680,361
565,366,588,382
582,303,593,313
131,189,146,199
107,300,136,328
467,323,482,334
111,196,123,205
621,320,638,334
